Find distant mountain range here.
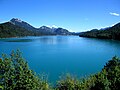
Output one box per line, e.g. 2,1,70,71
1,18,120,40
0,18,77,38
10,18,73,35
79,22,120,40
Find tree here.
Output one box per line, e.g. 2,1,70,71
0,50,49,90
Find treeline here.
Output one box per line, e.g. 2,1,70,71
0,22,43,38
0,50,120,90
79,22,120,40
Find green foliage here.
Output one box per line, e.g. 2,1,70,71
0,50,50,90
55,56,120,90
55,74,82,90
103,56,120,90
0,50,120,90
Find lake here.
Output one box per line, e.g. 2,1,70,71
0,36,120,83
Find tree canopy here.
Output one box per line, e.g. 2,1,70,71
0,50,120,90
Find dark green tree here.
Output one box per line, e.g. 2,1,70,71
0,50,49,90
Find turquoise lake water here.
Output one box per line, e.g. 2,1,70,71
0,36,120,83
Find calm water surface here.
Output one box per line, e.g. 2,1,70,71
0,36,120,83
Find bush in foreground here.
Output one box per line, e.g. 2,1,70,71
0,50,120,90
0,50,50,90
56,56,120,90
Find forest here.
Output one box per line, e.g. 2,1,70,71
79,22,120,40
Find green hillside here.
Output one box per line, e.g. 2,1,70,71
0,22,39,38
79,22,120,40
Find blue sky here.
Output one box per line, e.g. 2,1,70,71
0,0,120,32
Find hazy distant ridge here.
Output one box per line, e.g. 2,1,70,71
79,22,120,40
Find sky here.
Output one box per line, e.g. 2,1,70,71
0,0,120,32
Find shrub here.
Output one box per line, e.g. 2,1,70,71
0,50,50,90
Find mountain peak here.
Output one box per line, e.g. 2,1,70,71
40,26,51,29
10,18,23,23
9,18,36,31
8,18,72,35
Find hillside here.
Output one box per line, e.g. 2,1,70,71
0,22,37,38
10,18,55,35
0,18,75,38
10,18,73,35
79,22,120,40
10,18,37,31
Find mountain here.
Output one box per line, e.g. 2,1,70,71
0,22,36,38
79,22,120,40
38,26,55,35
54,28,71,35
10,18,37,31
38,26,73,35
10,18,72,35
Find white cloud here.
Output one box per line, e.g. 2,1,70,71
109,12,119,16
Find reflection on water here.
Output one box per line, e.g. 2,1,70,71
35,36,68,44
81,37,120,53
0,36,68,44
5,39,33,42
0,37,33,42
